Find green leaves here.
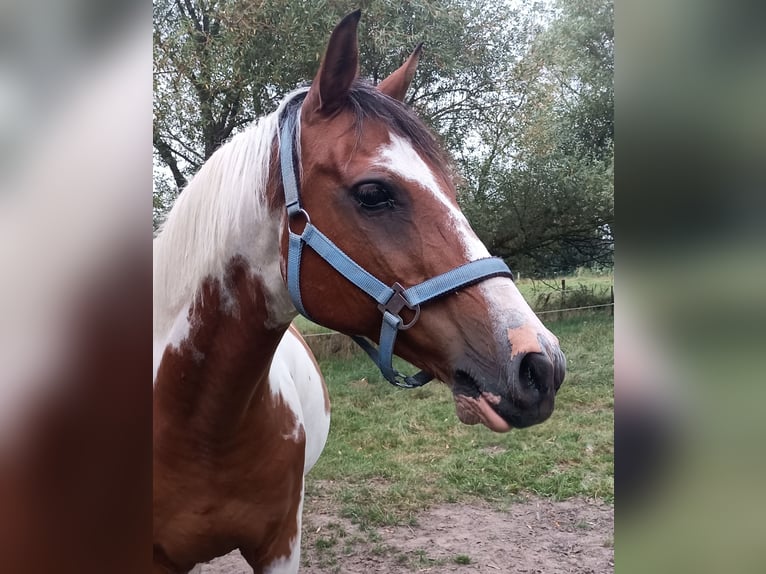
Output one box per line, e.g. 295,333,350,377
459,0,614,276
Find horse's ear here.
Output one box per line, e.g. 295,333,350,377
377,43,424,102
303,10,361,118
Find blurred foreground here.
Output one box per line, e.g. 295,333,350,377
0,2,152,573
618,1,765,572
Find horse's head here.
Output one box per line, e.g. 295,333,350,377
276,11,565,432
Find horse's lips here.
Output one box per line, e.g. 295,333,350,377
453,394,512,433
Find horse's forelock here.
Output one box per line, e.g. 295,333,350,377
345,81,453,179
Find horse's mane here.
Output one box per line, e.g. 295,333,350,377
153,81,451,333
153,88,308,333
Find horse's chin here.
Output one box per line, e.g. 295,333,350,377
452,394,512,433
447,369,512,433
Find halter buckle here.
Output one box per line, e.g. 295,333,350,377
378,283,420,330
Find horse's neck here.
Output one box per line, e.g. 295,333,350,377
154,254,293,439
153,111,297,432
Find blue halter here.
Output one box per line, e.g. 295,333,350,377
279,105,513,388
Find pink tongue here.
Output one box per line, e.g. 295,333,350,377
476,396,512,432
454,395,512,433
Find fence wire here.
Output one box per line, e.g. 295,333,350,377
535,302,614,315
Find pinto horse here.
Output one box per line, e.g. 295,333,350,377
153,10,565,574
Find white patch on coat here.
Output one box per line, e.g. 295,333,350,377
152,302,206,387
280,328,331,473
268,356,304,443
153,304,192,385
268,328,331,472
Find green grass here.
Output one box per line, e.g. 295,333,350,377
304,313,614,528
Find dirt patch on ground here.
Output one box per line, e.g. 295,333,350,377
200,494,613,573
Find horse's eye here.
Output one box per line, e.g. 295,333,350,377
353,183,395,211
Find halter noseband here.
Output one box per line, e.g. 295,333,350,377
279,105,513,388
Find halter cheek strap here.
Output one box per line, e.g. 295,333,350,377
279,107,514,389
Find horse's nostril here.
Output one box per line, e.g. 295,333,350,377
518,352,554,395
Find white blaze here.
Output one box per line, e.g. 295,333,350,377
375,134,491,261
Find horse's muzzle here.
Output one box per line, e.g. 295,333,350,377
451,341,566,432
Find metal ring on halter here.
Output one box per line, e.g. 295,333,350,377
287,208,311,235
378,282,421,330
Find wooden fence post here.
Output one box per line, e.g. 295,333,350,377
560,279,566,320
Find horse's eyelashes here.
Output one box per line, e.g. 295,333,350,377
353,182,396,211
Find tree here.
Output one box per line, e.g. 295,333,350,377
460,0,614,276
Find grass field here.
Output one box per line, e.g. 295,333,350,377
202,310,614,573
515,270,612,296
302,312,614,530
515,270,613,313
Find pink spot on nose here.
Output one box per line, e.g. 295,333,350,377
506,325,543,358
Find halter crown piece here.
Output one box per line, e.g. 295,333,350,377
279,105,514,388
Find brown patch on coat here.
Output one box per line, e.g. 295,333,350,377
153,256,303,572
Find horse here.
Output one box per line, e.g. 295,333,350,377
153,10,566,574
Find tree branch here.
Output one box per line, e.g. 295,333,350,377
153,132,188,190
181,0,203,33
163,129,205,164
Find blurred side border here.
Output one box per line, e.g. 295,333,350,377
0,1,152,573
617,0,765,572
